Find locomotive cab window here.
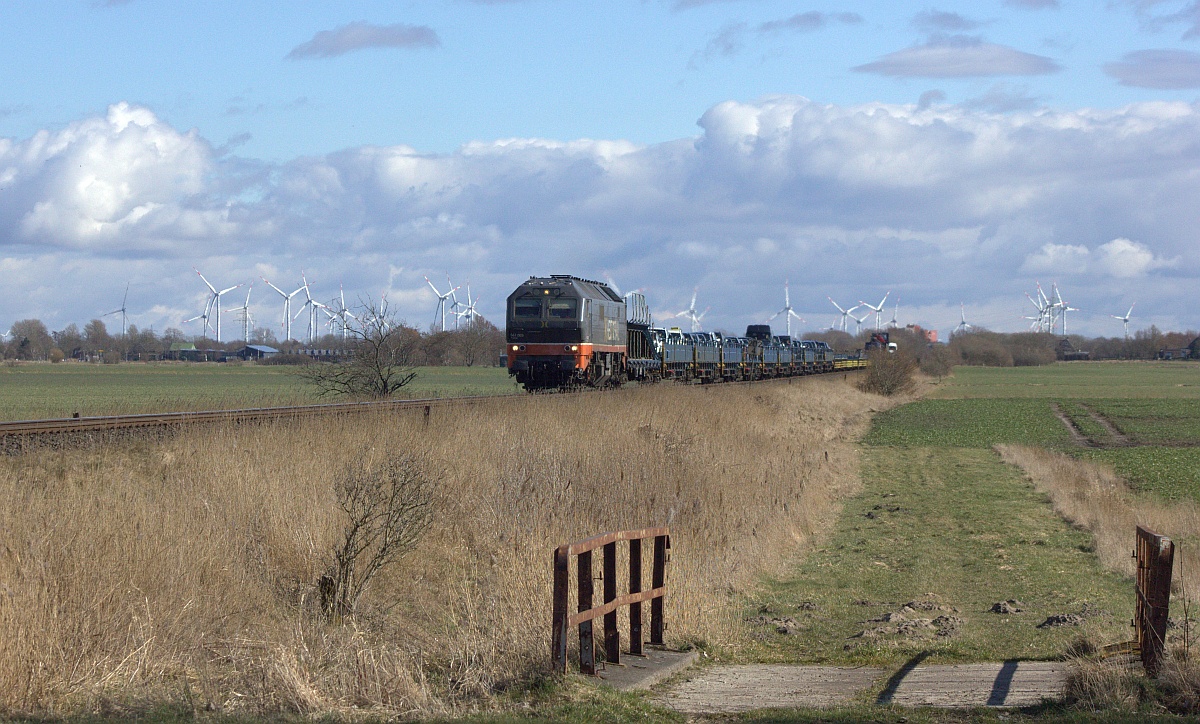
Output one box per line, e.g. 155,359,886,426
514,298,542,318
547,299,578,319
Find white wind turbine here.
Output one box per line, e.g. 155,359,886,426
102,282,130,338
956,302,973,335
766,280,805,337
225,285,254,342
827,297,860,332
673,287,708,332
261,276,305,342
851,308,871,335
326,284,357,342
888,298,899,328
426,275,460,332
194,268,241,343
1111,303,1136,340
293,273,328,343
455,282,482,329
857,290,891,331
1052,284,1079,336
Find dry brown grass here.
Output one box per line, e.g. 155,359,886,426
0,376,887,717
999,444,1200,713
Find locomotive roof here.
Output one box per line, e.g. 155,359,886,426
515,275,622,302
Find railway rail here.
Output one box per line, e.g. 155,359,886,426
0,365,864,442
0,394,502,438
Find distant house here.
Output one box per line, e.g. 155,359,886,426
238,344,279,361
1158,348,1192,361
165,342,204,362
905,324,938,344
1056,338,1090,361
299,348,345,361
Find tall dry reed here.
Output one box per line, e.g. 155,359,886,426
0,377,886,717
998,444,1200,713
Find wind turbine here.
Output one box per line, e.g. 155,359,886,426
183,295,215,339
1111,303,1136,340
673,287,708,332
888,298,899,328
851,308,871,335
827,297,859,332
326,284,357,342
426,275,460,332
1052,284,1078,336
261,276,305,341
225,285,254,342
102,283,130,338
455,282,482,329
955,302,973,334
293,273,328,343
857,290,891,331
194,269,242,343
766,280,805,337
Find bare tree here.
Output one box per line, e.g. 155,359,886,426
299,298,420,398
320,450,435,620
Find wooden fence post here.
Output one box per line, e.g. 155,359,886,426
603,541,620,665
629,538,643,655
551,546,569,673
1136,526,1175,677
577,550,595,675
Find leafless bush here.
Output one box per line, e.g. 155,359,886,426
857,349,917,396
300,299,419,399
322,450,435,620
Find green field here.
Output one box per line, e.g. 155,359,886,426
0,361,518,420
864,363,1200,503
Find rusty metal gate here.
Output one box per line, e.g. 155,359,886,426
1135,525,1175,676
551,527,670,674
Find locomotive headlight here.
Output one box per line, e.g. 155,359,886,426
570,345,579,351
511,345,519,351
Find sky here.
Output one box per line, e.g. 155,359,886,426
2,0,1200,342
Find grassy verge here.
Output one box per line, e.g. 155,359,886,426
734,446,1131,667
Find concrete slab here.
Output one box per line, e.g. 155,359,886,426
659,665,888,713
879,661,1068,708
593,647,699,691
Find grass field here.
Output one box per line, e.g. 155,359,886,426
868,362,1200,503
0,361,518,420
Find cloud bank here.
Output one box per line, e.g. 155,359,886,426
2,97,1199,336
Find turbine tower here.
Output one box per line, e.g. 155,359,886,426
102,282,130,338
766,280,805,337
261,276,305,341
426,275,460,332
1111,303,1136,340
194,268,241,343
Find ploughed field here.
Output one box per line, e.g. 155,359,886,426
0,362,517,420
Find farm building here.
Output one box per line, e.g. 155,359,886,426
238,344,279,361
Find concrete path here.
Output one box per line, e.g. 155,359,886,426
658,661,1069,713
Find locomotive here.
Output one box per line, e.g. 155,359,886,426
505,275,866,392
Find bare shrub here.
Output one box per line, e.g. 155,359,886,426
300,299,419,399
323,450,435,620
1065,657,1146,712
857,349,917,396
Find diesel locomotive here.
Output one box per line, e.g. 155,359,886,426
505,275,865,392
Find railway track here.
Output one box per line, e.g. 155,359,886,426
0,394,505,438
0,364,864,441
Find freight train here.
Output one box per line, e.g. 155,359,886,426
505,275,867,392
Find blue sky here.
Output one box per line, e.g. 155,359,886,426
3,0,1200,340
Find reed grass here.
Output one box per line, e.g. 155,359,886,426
0,376,882,717
999,444,1200,714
